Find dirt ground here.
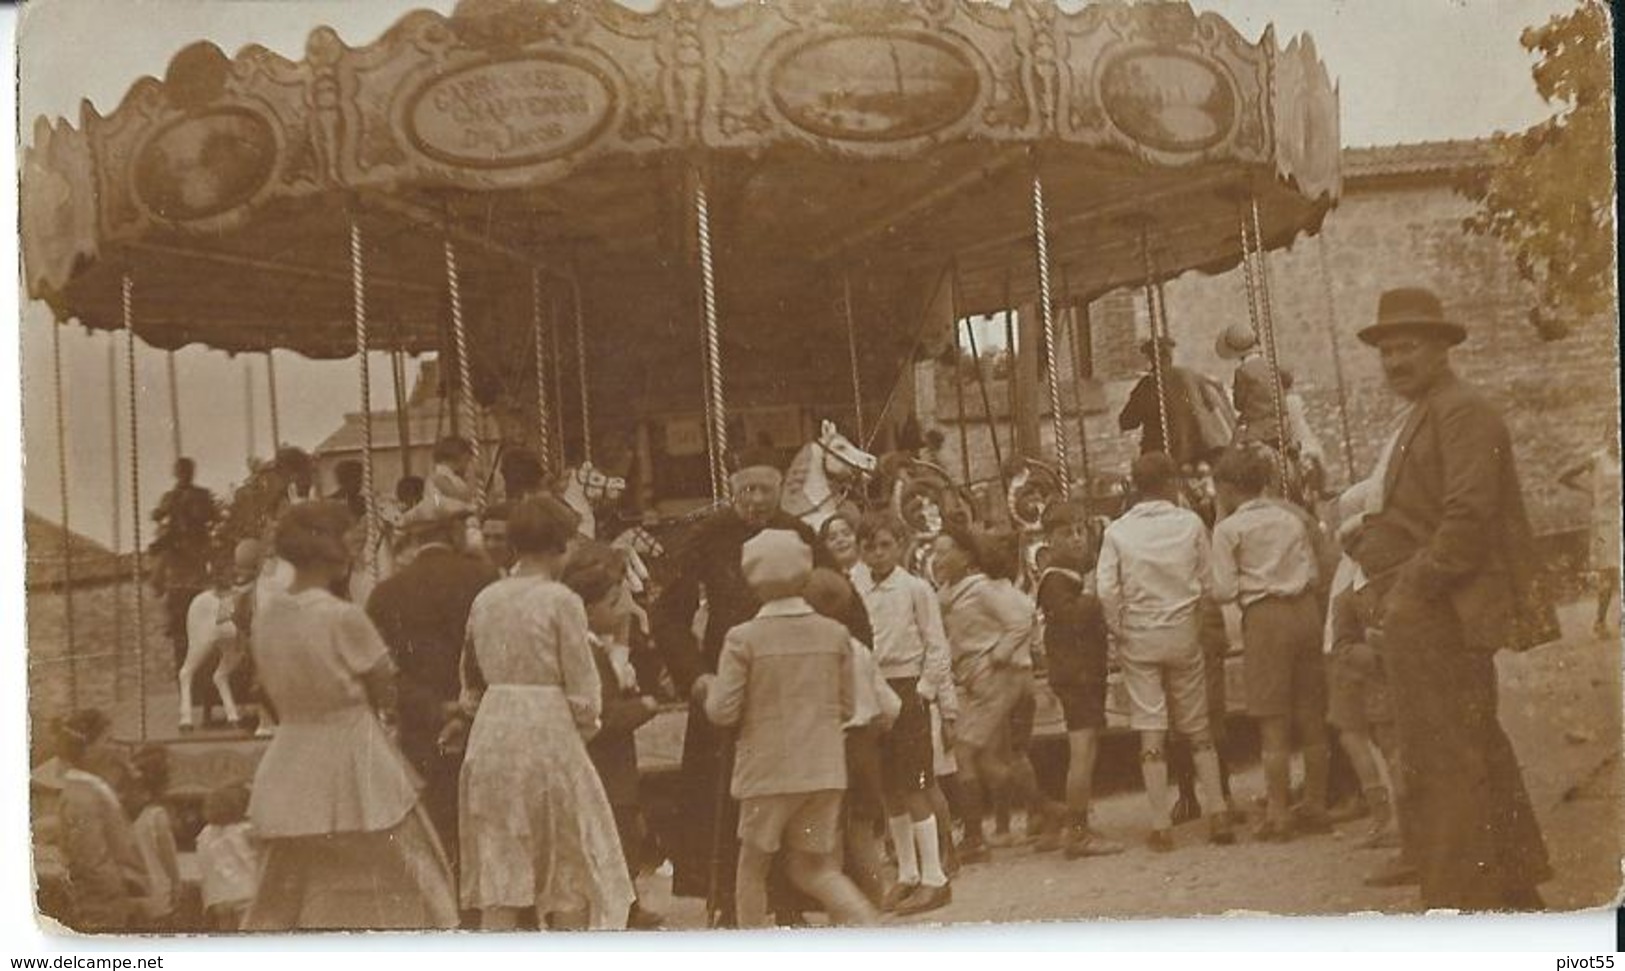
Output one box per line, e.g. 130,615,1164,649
638,601,1623,928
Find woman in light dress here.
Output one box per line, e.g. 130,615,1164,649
244,501,458,931
457,497,633,930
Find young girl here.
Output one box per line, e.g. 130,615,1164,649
196,784,259,931
125,745,180,928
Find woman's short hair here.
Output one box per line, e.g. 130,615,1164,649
56,709,111,767
939,521,988,573
979,529,1023,582
560,542,626,606
273,501,354,569
818,509,858,545
507,495,578,556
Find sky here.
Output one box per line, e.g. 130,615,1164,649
15,0,1588,550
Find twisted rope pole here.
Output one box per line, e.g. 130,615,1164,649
570,273,594,466
351,217,379,584
444,238,483,505
51,320,78,712
1031,167,1071,497
532,269,553,476
695,174,729,501
842,269,865,442
1245,199,1291,492
124,274,148,740
1138,225,1173,459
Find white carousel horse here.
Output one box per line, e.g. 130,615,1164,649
782,420,878,531
559,461,628,542
177,585,247,732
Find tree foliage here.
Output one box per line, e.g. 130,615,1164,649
1463,1,1615,339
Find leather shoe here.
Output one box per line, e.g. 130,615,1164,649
1147,829,1175,853
881,881,919,912
894,881,952,917
1064,829,1125,859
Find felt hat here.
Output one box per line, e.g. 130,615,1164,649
1357,287,1467,347
741,528,812,597
1214,322,1259,360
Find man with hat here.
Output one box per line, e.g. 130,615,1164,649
1118,336,1230,468
1348,286,1553,910
366,498,499,862
652,445,870,925
1215,322,1288,448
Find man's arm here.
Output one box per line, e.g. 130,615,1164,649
1095,531,1124,638
1207,520,1240,605
1416,394,1507,588
651,531,707,696
1119,379,1147,432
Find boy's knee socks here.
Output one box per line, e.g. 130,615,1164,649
887,815,919,885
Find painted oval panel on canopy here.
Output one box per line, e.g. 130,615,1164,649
1099,48,1237,155
769,32,980,143
132,108,278,223
405,53,617,169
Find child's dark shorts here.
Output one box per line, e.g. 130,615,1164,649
1326,641,1392,734
1050,677,1107,731
1241,591,1327,721
881,678,933,794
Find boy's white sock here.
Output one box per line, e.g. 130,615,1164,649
888,815,920,885
914,817,948,888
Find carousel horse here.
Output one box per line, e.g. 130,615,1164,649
176,571,247,732
781,420,878,531
885,455,977,579
1006,458,1068,587
559,461,628,542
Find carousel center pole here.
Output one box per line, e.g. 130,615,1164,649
351,216,380,584
1030,161,1072,498
123,274,148,741
51,320,78,713
695,172,730,502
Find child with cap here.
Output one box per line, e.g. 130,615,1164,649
700,530,878,928
1035,500,1125,859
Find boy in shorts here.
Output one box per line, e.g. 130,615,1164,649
703,530,878,928
1097,453,1233,851
852,513,957,915
1210,448,1330,840
1036,500,1125,859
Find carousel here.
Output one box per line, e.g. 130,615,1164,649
22,0,1340,846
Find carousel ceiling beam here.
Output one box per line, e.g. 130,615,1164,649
808,148,1029,264
359,191,578,285
125,241,444,297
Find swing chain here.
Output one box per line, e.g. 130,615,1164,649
696,174,729,501
532,270,553,477
1138,225,1173,462
123,273,148,741
1031,169,1072,498
352,217,380,584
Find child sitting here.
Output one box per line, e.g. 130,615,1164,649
803,567,901,907
426,436,478,515
196,784,259,931
700,530,878,929
125,745,180,929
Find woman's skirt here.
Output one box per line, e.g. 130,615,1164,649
459,684,634,929
242,802,457,931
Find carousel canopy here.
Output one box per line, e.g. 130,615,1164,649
22,0,1339,420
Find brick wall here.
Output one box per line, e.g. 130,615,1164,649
927,169,1619,538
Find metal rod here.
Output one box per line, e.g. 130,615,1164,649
391,346,412,480
841,270,865,442
107,339,124,705
1315,234,1358,482
244,360,258,466
165,350,182,462
353,217,380,584
948,263,973,483
123,274,148,741
1061,264,1093,496
266,350,282,453
1031,167,1072,497
1138,225,1173,459
51,320,78,712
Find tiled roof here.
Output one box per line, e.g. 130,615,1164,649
1343,138,1496,180
25,512,133,592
